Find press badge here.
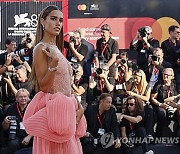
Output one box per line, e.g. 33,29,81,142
116,84,123,90
98,128,105,135
71,57,77,62
140,49,146,53
77,95,82,102
19,122,25,130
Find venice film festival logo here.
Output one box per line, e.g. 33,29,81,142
14,13,38,27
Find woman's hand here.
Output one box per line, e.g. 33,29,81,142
42,47,59,62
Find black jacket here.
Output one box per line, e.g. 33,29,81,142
85,104,120,139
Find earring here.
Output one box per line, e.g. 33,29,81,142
42,25,45,31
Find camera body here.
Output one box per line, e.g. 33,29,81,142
138,27,147,38
69,36,76,44
151,55,159,61
15,48,27,56
2,71,17,79
96,67,103,75
8,116,17,121
120,59,126,64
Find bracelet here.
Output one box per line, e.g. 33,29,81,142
48,66,57,72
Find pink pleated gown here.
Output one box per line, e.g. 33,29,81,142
23,43,87,154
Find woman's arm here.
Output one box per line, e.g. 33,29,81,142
34,45,59,92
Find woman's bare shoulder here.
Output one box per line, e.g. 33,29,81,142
33,43,47,56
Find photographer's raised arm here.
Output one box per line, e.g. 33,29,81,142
0,54,12,74
3,75,17,96
69,42,85,61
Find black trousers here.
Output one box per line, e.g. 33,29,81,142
144,104,155,136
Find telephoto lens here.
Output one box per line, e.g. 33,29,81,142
8,117,17,140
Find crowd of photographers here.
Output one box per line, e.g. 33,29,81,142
0,24,180,154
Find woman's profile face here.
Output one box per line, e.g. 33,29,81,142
43,10,63,36
134,73,142,85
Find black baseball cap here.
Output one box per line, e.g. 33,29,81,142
101,24,112,34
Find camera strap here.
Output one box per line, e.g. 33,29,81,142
97,113,105,128
99,79,104,93
129,122,134,133
16,104,23,120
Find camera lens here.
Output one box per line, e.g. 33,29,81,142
96,68,103,75
69,36,76,43
9,119,17,140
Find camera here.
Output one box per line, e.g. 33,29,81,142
151,55,158,61
71,63,79,75
26,33,32,44
15,48,27,56
2,71,17,78
8,116,17,121
69,36,76,44
8,116,17,140
120,59,126,64
96,68,103,75
138,27,147,38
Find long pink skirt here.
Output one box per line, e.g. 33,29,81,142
23,91,87,154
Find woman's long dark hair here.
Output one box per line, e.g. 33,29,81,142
30,5,64,93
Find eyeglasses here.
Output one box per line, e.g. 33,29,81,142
163,73,173,77
127,103,135,107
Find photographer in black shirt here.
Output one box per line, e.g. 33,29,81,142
95,24,119,77
130,26,159,75
2,88,33,154
65,30,88,67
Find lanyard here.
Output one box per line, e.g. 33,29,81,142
97,113,105,128
167,86,171,97
99,79,104,93
153,66,158,74
16,103,23,120
129,122,134,133
101,43,108,55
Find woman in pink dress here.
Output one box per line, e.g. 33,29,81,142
23,5,87,154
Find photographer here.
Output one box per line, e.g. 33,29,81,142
147,48,172,89
89,64,115,104
95,24,119,77
113,52,133,112
119,96,154,154
151,68,179,137
161,25,180,93
2,88,33,154
130,26,159,75
3,65,34,102
82,93,121,154
71,64,88,110
0,38,31,75
65,30,88,67
16,32,35,68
